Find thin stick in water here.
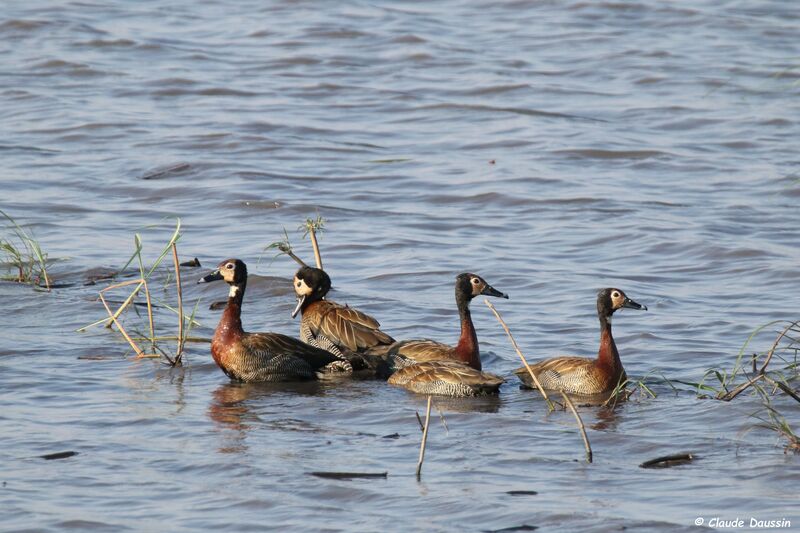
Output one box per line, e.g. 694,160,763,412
484,299,556,411
99,292,144,357
171,242,184,366
97,278,146,329
759,321,799,375
560,391,592,463
416,395,432,479
718,373,765,401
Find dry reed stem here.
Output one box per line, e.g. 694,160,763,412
99,292,144,357
763,375,800,404
285,250,309,268
309,227,323,270
171,243,184,366
719,373,765,401
759,321,799,375
484,299,556,411
97,279,146,329
560,391,592,463
416,395,432,479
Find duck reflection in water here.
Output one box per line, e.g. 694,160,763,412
207,381,325,454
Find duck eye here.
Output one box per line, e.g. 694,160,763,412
225,263,234,270
612,291,620,298
471,278,480,285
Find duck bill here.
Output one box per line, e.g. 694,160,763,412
623,297,647,311
198,270,223,284
481,284,509,299
291,295,306,319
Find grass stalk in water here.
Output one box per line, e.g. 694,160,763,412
560,391,592,463
416,395,433,480
484,299,557,411
0,209,51,290
81,219,199,365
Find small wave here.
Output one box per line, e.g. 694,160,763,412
554,148,669,159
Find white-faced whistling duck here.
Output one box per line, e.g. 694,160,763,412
514,288,646,395
385,273,508,397
291,266,395,358
199,259,348,382
379,273,508,372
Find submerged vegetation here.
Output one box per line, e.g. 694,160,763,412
0,209,51,290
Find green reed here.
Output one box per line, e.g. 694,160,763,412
264,215,328,269
0,209,51,290
78,218,205,366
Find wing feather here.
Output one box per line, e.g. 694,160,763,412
310,300,395,352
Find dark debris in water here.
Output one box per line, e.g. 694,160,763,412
180,257,201,267
483,525,538,532
39,451,78,460
84,268,118,285
140,162,191,180
639,452,695,469
308,471,388,480
209,300,226,310
381,432,400,439
506,490,538,496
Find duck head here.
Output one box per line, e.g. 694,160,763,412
456,273,508,300
292,266,331,318
198,258,248,297
597,288,646,319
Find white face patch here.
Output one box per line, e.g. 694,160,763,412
470,277,483,296
294,277,313,296
229,285,240,298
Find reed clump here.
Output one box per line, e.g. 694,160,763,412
78,219,203,366
265,215,326,269
688,320,800,452
0,209,51,290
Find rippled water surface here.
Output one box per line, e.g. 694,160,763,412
2,1,799,531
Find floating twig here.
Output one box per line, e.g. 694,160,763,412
416,395,432,479
560,391,592,463
39,451,78,461
485,299,556,411
640,453,694,469
309,471,387,480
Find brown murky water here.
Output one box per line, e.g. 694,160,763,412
1,1,799,531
